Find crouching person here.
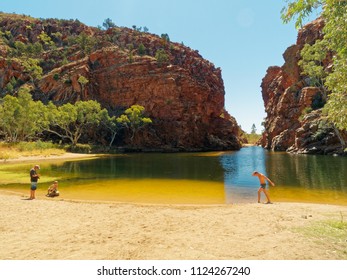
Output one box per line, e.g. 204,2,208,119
46,181,59,197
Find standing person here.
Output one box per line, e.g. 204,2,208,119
252,171,275,204
29,165,40,200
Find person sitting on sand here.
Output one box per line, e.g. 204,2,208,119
46,181,59,197
252,171,275,204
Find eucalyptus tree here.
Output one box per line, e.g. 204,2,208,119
100,110,122,147
0,87,49,142
46,100,107,146
117,105,152,142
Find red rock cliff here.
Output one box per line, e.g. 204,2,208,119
260,18,345,154
0,13,242,151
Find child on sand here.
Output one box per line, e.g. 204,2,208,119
252,171,275,204
46,181,59,197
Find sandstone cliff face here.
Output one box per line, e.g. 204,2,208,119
0,13,241,151
260,18,345,155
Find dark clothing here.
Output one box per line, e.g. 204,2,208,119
30,168,39,182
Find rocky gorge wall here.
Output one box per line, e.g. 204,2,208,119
0,13,242,151
260,18,346,155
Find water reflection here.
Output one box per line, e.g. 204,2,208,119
54,153,225,181
266,152,347,192
220,146,347,204
1,147,346,204
220,146,269,203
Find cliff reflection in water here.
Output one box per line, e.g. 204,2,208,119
55,153,225,182
266,151,347,192
44,153,228,204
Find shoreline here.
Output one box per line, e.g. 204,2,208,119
2,188,344,207
1,187,345,207
0,192,346,260
1,151,346,206
1,152,102,164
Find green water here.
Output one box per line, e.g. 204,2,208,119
0,147,346,204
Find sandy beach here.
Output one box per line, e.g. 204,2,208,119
3,152,101,163
1,153,347,260
0,191,346,260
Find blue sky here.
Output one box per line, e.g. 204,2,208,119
1,0,318,133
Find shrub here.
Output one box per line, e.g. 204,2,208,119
64,78,72,85
67,143,92,153
155,49,169,66
16,141,58,152
311,92,325,110
53,73,60,81
299,107,313,121
138,43,146,56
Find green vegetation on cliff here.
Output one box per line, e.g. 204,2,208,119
0,12,177,91
282,0,347,134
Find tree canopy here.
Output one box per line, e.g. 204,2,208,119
0,86,48,142
0,91,152,147
117,105,152,141
46,100,106,146
102,18,116,30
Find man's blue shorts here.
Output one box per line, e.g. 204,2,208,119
31,182,37,190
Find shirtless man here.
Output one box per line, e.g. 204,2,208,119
252,171,275,204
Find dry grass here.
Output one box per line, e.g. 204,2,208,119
0,142,66,161
296,213,347,259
